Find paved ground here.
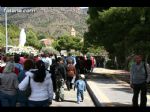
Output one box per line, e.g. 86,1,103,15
86,67,150,107
50,84,95,107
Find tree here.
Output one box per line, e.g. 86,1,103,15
40,47,59,55
85,7,150,69
52,35,83,54
26,28,42,50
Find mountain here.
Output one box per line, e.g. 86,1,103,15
0,7,88,38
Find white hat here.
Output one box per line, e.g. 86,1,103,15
80,74,85,79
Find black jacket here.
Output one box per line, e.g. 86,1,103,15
54,63,66,81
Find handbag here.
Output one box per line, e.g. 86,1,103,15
24,76,31,97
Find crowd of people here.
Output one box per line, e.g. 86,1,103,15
1,52,150,107
0,52,96,107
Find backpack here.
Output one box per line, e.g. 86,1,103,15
55,66,60,75
67,64,75,77
14,67,20,76
14,64,23,76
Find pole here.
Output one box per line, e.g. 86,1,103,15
5,7,8,53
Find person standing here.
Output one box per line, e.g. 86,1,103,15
14,54,23,76
130,55,150,107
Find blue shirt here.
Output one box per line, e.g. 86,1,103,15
75,79,86,91
15,63,23,71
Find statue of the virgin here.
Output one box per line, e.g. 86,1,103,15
19,28,26,47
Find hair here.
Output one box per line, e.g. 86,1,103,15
28,54,34,60
3,62,15,73
68,53,72,56
134,55,143,59
33,60,46,83
57,57,63,63
67,59,72,64
14,54,20,63
24,59,34,71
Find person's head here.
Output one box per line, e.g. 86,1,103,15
134,55,142,64
57,57,64,64
79,74,85,80
33,60,46,83
24,54,29,59
14,54,20,63
68,53,72,56
67,59,72,64
36,60,45,70
3,62,15,73
24,59,34,71
41,53,46,58
28,54,34,60
45,53,49,57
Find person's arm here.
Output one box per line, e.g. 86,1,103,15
130,64,134,88
49,58,52,66
54,54,57,61
73,57,76,66
63,66,67,81
20,64,24,71
14,75,19,89
74,66,77,76
18,75,29,91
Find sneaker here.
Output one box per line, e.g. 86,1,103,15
77,101,80,104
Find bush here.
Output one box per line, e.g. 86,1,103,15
40,47,59,55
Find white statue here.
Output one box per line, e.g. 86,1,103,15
19,28,26,47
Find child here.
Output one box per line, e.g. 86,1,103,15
74,74,86,104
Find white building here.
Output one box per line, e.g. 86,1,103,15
71,27,76,37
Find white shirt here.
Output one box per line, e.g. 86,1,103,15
18,70,53,101
45,57,52,71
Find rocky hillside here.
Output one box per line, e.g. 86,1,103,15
0,7,88,38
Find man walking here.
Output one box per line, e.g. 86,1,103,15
55,57,66,102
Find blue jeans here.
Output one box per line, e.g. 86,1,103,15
77,90,84,102
28,99,49,107
0,91,17,107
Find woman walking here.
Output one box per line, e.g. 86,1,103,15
17,59,35,107
19,60,53,107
